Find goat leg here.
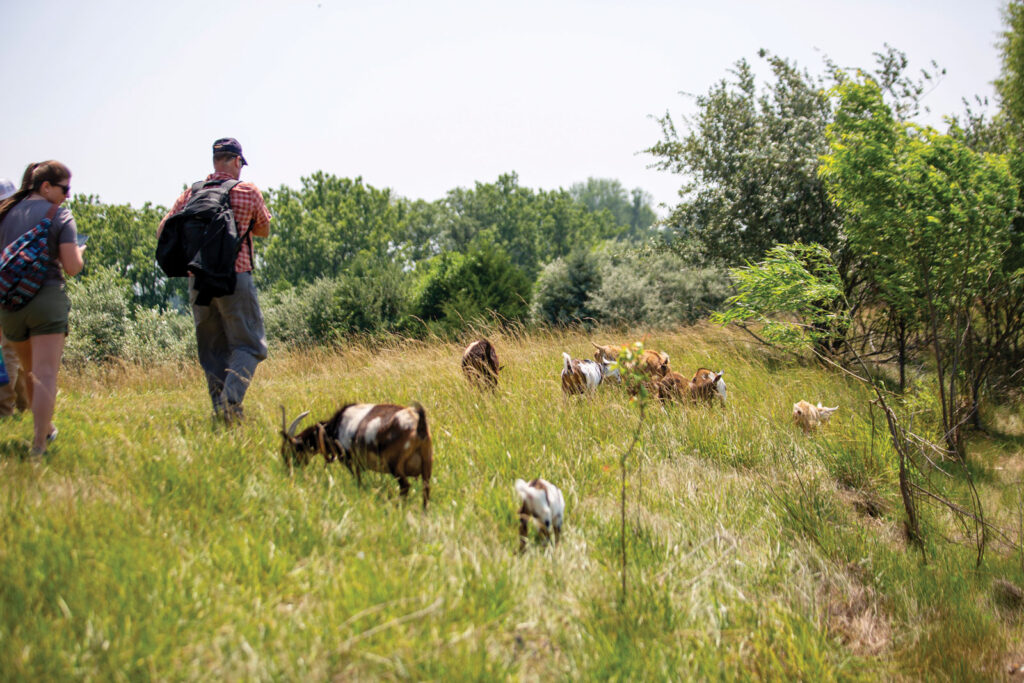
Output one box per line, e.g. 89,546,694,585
518,509,531,553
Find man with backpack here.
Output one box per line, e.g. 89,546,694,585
158,138,272,424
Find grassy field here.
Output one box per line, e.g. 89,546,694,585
1,325,1022,680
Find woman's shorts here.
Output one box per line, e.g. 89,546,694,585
0,285,71,342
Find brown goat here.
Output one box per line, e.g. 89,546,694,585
656,368,724,403
461,338,501,388
619,348,671,395
591,341,620,364
280,402,433,508
632,349,671,378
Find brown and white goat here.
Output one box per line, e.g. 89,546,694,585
280,403,433,508
515,478,565,551
590,342,623,384
792,400,838,434
561,352,613,395
692,367,727,404
462,338,501,389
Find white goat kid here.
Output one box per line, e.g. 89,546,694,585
515,478,565,551
792,400,839,433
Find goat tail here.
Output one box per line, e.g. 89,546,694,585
562,352,572,372
410,401,429,439
515,478,530,501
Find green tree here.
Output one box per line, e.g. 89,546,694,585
442,173,540,278
820,75,1018,453
712,243,847,349
996,0,1024,137
260,172,401,288
412,241,531,333
68,196,179,310
440,173,625,280
646,51,841,265
530,248,603,326
568,178,657,242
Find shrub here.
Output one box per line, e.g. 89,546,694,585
590,248,732,327
412,242,530,333
530,248,603,326
65,266,132,363
122,307,195,363
65,266,196,365
262,257,412,348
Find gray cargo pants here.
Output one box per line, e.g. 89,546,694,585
189,272,268,416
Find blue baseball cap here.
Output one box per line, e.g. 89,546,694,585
212,137,248,165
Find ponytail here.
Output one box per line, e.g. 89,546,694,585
0,160,71,226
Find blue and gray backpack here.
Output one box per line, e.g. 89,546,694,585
0,203,58,312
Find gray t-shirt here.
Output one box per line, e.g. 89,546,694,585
0,198,78,285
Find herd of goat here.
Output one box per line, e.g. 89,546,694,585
278,338,838,550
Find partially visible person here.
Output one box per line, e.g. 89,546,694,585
0,162,85,457
0,334,30,417
0,178,30,418
158,138,271,424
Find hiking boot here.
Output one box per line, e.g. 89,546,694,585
224,403,245,426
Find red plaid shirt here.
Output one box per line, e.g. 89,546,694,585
160,171,272,272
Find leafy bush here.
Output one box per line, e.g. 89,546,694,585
532,245,733,328
412,242,531,333
122,307,195,362
530,249,603,326
65,266,132,363
590,248,732,327
263,257,412,348
65,266,196,365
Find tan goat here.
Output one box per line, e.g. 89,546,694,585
792,400,838,434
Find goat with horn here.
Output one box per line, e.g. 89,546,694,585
280,402,434,508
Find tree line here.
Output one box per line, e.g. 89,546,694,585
65,172,695,352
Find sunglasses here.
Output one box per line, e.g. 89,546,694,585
54,183,71,196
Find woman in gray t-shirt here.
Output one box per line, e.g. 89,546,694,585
0,160,86,458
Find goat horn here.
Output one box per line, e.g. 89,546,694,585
287,411,310,437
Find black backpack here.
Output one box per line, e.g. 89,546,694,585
156,179,254,306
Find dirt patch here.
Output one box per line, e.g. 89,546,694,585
836,487,906,550
819,565,891,656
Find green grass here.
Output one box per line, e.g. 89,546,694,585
1,324,1022,680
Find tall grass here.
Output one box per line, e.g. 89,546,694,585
1,325,1021,680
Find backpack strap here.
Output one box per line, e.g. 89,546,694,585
44,203,60,261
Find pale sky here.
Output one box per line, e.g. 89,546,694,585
0,0,1008,215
